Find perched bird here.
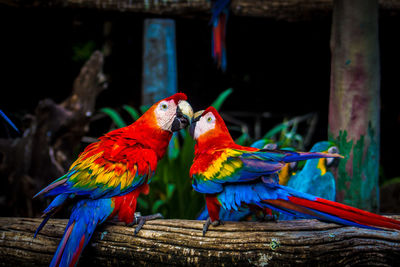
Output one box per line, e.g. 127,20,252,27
33,93,193,267
189,107,400,235
287,141,338,201
196,143,296,221
211,0,230,71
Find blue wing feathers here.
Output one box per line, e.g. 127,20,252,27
216,182,379,230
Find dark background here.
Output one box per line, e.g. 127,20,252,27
0,6,399,182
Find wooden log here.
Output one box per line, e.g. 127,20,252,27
328,0,380,211
2,0,400,21
142,19,177,105
1,217,400,266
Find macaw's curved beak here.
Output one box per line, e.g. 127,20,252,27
326,146,341,167
171,100,193,132
189,110,204,138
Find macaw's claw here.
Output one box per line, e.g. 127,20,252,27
131,213,164,235
259,214,278,222
202,217,224,236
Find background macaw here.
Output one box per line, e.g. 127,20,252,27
287,141,338,201
211,0,230,71
279,141,339,220
189,106,400,235
33,93,193,267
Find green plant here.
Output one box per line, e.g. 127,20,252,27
72,41,96,63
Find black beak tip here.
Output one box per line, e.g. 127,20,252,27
189,121,196,138
180,116,189,127
171,114,190,132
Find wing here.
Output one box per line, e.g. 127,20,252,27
191,148,286,194
191,148,341,194
35,139,158,200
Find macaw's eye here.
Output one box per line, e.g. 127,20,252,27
160,103,168,110
207,117,213,123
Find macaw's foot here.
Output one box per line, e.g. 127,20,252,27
130,212,164,235
202,217,224,236
256,213,278,222
261,214,278,222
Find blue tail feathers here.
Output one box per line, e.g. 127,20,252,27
48,198,113,267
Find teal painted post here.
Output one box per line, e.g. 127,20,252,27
142,19,177,105
329,0,380,211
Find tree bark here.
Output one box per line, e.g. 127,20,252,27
2,0,400,21
1,217,400,266
328,0,380,211
0,51,106,218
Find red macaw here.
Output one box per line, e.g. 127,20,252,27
211,0,230,71
33,93,193,267
189,107,400,235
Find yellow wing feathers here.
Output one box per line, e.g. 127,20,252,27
202,149,243,180
68,150,139,191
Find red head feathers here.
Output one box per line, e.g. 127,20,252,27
190,106,239,150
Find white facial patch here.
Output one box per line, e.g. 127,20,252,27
155,100,177,131
194,112,216,139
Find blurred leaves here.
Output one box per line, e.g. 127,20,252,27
250,113,318,151
100,107,127,128
123,105,141,121
211,88,233,110
72,41,96,63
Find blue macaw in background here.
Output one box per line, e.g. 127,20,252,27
211,0,230,72
279,141,339,220
287,141,338,201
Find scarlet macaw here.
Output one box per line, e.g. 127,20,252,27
196,143,296,221
211,0,230,71
189,107,400,235
34,93,193,266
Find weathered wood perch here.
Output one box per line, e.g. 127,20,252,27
1,217,400,266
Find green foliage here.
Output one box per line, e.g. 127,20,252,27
123,105,141,121
329,126,379,211
211,88,233,110
265,120,304,149
249,116,309,151
381,177,400,188
142,129,201,219
100,107,127,128
72,41,96,63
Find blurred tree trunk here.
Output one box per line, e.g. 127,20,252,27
142,19,177,105
0,51,106,217
329,0,380,211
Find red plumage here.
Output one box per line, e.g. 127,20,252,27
34,93,192,267
288,197,400,230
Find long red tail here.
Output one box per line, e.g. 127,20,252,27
263,194,400,230
290,196,400,230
